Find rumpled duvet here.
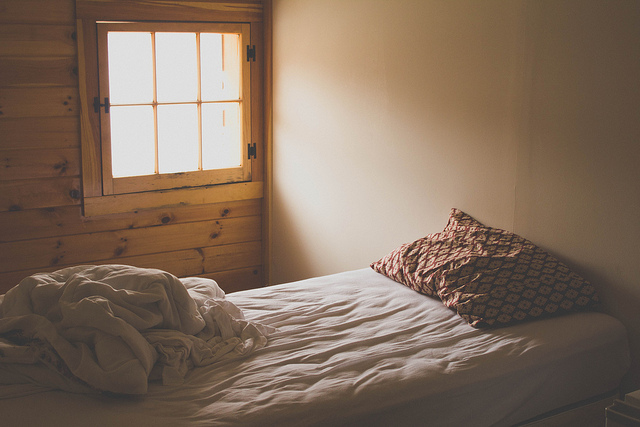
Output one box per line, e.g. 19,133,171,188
0,265,272,395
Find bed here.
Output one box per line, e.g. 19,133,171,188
0,210,631,426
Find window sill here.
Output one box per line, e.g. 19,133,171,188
83,181,263,217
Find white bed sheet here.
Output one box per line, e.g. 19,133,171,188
0,268,630,426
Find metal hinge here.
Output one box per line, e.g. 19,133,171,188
247,45,256,62
93,97,110,113
248,143,257,159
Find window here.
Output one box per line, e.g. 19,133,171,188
95,22,252,195
76,1,264,217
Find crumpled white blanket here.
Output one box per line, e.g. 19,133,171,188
0,265,272,395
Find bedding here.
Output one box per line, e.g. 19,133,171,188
0,268,630,427
0,265,271,395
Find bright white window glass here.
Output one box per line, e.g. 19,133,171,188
157,104,199,173
202,102,241,169
201,33,240,101
200,33,223,101
156,33,198,103
222,34,241,99
107,32,153,104
110,106,155,177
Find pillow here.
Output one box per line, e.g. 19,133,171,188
370,238,433,298
444,208,485,230
371,208,600,328
370,208,493,299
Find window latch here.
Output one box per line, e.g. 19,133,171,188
247,45,256,62
93,97,110,114
248,143,257,159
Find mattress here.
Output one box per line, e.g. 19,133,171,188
0,268,630,426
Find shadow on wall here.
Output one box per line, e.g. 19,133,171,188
269,192,316,285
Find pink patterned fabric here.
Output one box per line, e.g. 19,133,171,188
371,209,600,327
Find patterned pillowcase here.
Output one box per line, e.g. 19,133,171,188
371,208,600,328
370,209,486,297
444,208,485,230
370,230,457,298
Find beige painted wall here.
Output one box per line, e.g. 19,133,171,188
272,0,523,280
271,0,640,387
514,0,640,388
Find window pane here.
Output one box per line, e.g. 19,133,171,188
107,32,153,104
110,106,155,177
158,104,199,173
156,33,198,102
202,103,242,169
201,33,240,101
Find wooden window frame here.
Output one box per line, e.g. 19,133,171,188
76,1,264,217
96,22,253,196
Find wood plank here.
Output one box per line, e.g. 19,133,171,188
0,0,75,25
251,20,265,183
94,241,262,277
0,87,79,118
0,117,79,150
0,215,262,272
107,250,203,280
76,17,102,197
199,265,263,293
201,241,262,273
0,57,78,88
76,0,263,23
0,177,81,212
0,24,77,57
0,199,261,242
0,148,80,180
83,181,264,216
263,0,273,284
0,241,262,294
111,167,250,195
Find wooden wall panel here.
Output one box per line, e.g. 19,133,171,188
0,0,267,294
0,241,262,293
76,0,263,23
0,57,78,88
0,177,81,211
0,24,77,57
0,148,80,180
0,199,261,242
0,87,79,118
0,215,261,273
200,266,263,293
0,117,80,150
201,241,262,273
0,0,76,25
